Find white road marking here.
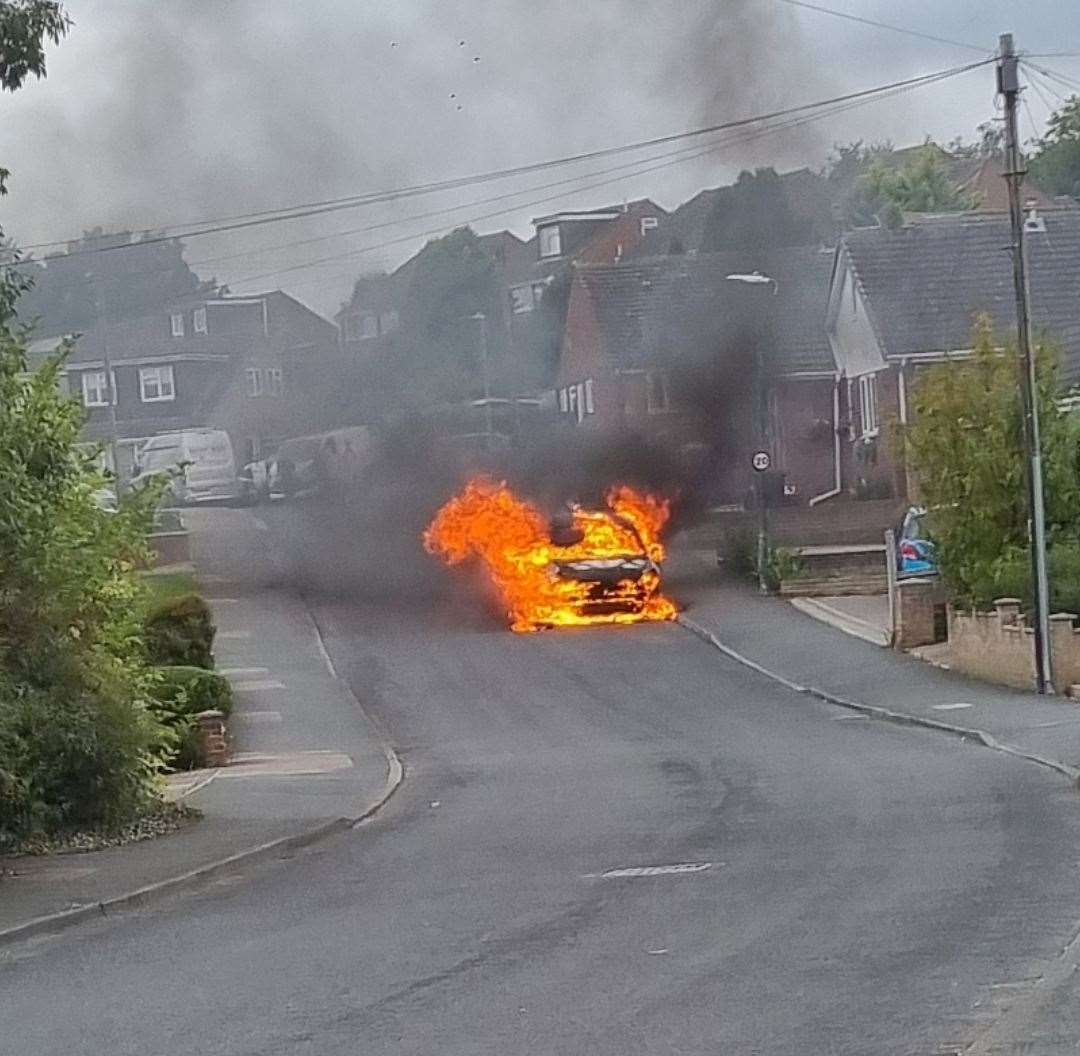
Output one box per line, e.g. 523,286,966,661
218,666,269,677
646,949,669,955
594,862,714,880
932,702,975,711
217,630,251,640
232,710,283,723
252,516,269,532
230,679,286,692
206,597,240,605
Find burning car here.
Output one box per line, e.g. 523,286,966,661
424,478,676,632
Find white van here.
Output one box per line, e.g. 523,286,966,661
132,429,239,504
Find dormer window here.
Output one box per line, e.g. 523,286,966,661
539,225,562,259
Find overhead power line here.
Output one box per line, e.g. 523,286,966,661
218,63,983,293
6,57,994,268
764,0,990,54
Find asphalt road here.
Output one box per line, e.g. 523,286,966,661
5,502,1080,1054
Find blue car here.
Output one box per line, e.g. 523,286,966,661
898,506,938,577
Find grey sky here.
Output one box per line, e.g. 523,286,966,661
0,0,1077,317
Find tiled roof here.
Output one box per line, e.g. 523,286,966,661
576,245,836,376
842,210,1080,385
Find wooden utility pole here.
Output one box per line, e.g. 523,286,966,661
999,32,1053,694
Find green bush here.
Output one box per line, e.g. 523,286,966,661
966,541,1080,616
717,525,756,578
0,670,168,849
143,593,215,669
149,666,233,769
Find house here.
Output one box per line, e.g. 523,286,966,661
826,209,1080,500
38,290,339,476
552,246,839,507
648,168,839,257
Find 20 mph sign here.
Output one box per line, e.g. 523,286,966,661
752,451,771,472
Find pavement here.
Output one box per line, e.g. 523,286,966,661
789,591,892,646
8,504,1080,1053
0,505,398,945
668,554,1080,778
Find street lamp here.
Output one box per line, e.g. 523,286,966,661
727,273,778,593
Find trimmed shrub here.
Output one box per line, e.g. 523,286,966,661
149,666,233,769
144,593,215,669
0,674,167,849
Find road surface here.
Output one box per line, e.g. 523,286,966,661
5,504,1080,1054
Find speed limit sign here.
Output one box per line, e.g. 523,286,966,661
752,451,771,472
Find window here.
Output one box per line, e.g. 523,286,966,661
646,370,670,414
539,225,562,259
379,310,399,334
557,387,568,413
81,370,116,407
245,368,263,397
193,307,208,334
170,312,184,338
859,373,879,437
510,285,534,314
267,367,283,396
139,364,175,402
640,216,659,236
584,378,595,415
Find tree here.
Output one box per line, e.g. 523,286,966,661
1029,95,1080,200
0,2,69,194
15,230,215,336
0,1,171,847
397,227,506,408
861,145,974,228
902,317,1080,607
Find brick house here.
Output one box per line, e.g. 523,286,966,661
552,246,838,506
41,290,339,476
826,209,1080,501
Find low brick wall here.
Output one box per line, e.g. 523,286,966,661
895,578,947,650
146,530,191,568
949,599,1080,695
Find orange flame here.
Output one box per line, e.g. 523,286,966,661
423,477,678,632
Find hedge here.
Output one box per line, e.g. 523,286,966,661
150,665,233,769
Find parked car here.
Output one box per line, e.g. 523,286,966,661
131,429,240,505
897,505,938,578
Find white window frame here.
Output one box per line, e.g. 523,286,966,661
640,216,659,236
245,367,263,398
584,378,595,415
859,373,879,438
378,310,399,334
558,387,568,413
139,364,175,403
646,370,670,414
170,312,184,338
193,307,207,334
539,225,562,259
81,369,116,408
267,367,283,396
